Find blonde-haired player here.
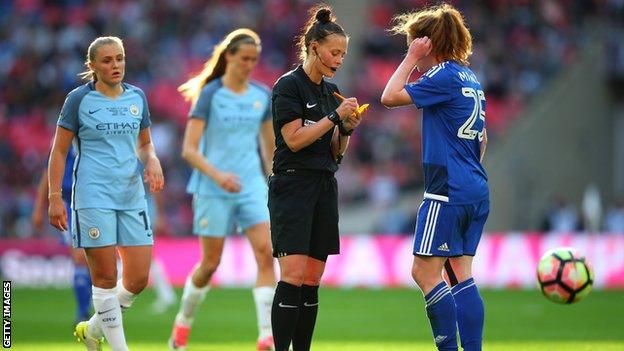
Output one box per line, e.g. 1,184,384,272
168,28,276,350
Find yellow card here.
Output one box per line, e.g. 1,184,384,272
357,103,369,115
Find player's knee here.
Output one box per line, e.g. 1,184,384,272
71,249,88,266
199,258,221,277
447,260,472,282
124,275,149,294
73,256,88,266
411,265,433,287
92,275,117,289
255,241,272,257
411,266,422,284
255,245,274,268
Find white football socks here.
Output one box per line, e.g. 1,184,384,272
87,281,137,350
252,286,275,339
176,276,210,326
116,279,137,311
150,259,176,304
91,285,127,351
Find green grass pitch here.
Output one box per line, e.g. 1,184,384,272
9,287,624,350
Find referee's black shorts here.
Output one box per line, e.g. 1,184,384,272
268,169,339,259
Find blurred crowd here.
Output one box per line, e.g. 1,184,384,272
1,0,310,237
334,0,607,234
605,0,624,92
542,190,624,234
0,0,620,238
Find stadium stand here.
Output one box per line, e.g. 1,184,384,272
0,0,615,237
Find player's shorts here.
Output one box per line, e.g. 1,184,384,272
192,190,270,237
146,193,157,225
72,207,153,248
268,169,339,259
412,198,489,257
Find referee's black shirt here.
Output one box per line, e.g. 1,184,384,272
271,65,341,173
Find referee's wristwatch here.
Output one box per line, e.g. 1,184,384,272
327,110,341,125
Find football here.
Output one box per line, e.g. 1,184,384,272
537,247,594,304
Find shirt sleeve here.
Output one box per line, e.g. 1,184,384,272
272,77,303,128
135,88,152,130
56,90,82,132
405,72,452,109
189,83,219,121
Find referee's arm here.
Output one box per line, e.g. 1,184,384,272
281,117,336,152
281,98,358,152
331,98,361,160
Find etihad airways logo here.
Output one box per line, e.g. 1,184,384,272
96,122,140,135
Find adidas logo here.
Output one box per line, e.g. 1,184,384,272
438,243,449,252
434,335,447,344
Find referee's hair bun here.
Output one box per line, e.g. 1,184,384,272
315,8,332,24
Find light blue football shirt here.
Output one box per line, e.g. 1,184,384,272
186,79,271,198
57,82,151,210
405,61,489,205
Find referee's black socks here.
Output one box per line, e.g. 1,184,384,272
272,281,301,351
292,284,319,351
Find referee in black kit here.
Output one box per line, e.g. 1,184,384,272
268,5,363,351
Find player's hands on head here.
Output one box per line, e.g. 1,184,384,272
335,97,358,120
216,171,241,193
48,196,68,231
144,156,165,193
407,36,432,62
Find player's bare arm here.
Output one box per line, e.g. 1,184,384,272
181,117,241,193
480,128,488,162
32,168,48,232
381,37,432,108
48,126,74,231
137,127,165,193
